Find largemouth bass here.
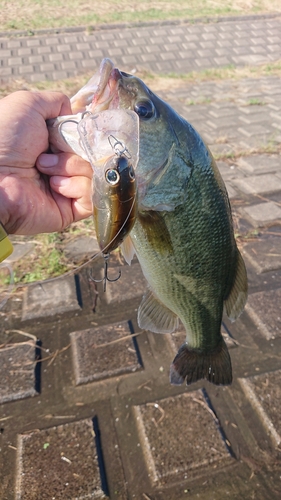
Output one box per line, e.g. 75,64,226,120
49,59,248,386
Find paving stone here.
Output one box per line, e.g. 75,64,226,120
64,236,100,262
238,123,272,137
5,242,35,264
22,275,81,320
0,341,37,404
133,390,233,485
233,174,281,194
48,52,64,62
28,55,43,64
239,370,281,446
26,39,40,47
246,288,281,340
15,419,107,499
241,201,281,227
18,65,34,75
104,263,147,304
242,239,281,273
216,161,244,181
223,182,237,199
70,320,142,384
237,154,281,174
39,62,56,72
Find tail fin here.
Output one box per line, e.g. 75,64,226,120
170,337,232,386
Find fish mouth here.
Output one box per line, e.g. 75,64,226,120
71,58,122,114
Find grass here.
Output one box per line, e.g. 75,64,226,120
0,219,94,289
0,0,280,32
246,98,266,105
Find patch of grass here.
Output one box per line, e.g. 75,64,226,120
0,0,280,32
0,219,94,288
213,143,281,161
246,98,266,105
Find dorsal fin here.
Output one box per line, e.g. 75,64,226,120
224,249,248,322
138,288,178,333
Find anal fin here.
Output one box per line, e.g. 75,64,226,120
170,336,232,386
138,288,178,333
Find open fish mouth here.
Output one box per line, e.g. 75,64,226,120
47,58,127,159
71,58,122,114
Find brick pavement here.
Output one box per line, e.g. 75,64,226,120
1,15,281,83
1,14,281,500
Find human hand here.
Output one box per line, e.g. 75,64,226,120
0,90,93,235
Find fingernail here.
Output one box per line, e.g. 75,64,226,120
51,176,70,187
38,153,58,167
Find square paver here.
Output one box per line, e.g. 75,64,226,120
241,201,281,227
239,370,281,446
246,288,281,340
242,239,281,273
0,341,37,404
104,263,147,304
15,419,107,499
237,155,281,175
22,275,81,320
233,174,281,195
70,320,142,384
133,390,232,485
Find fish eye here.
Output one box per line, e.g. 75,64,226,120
105,169,120,185
134,100,155,120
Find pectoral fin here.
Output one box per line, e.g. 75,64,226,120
138,288,178,333
120,235,136,265
224,249,248,322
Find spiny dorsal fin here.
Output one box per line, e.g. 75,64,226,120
170,337,232,386
138,288,178,333
224,249,248,322
120,235,135,265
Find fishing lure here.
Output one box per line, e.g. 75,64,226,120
55,109,139,290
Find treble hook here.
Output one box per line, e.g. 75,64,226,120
58,117,80,144
90,254,121,292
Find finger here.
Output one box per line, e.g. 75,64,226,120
3,90,72,120
31,90,72,118
50,175,93,214
37,152,92,179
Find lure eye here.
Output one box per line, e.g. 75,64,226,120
134,100,155,119
105,169,120,185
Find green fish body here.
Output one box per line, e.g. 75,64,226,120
116,71,248,386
